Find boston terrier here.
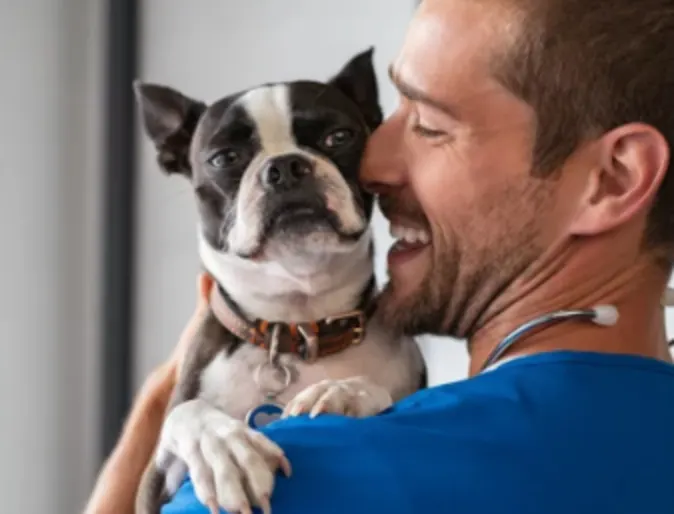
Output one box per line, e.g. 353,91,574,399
133,48,426,514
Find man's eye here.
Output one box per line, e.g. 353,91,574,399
412,124,446,139
208,149,240,168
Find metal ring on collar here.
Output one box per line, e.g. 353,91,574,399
253,360,293,397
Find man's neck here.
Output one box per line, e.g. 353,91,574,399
468,238,672,376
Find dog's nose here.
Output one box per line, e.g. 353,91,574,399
262,154,313,191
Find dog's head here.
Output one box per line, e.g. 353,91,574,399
134,48,382,264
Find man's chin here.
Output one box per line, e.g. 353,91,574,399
375,280,423,334
375,275,449,337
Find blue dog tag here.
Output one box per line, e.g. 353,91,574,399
246,403,284,430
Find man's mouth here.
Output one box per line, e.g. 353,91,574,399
387,221,432,268
390,223,431,252
378,195,431,253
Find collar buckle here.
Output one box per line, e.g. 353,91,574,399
296,323,319,363
325,310,366,346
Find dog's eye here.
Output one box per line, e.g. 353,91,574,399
208,150,240,168
322,128,354,150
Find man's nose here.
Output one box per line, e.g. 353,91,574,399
359,114,406,194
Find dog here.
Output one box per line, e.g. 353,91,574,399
133,48,427,514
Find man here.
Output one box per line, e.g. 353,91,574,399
85,0,674,512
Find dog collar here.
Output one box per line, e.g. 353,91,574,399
209,277,377,363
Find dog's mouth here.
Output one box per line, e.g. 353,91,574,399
264,201,338,235
239,199,362,254
233,192,368,259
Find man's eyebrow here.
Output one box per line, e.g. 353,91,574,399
387,64,459,119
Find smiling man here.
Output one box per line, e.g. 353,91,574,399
85,0,674,513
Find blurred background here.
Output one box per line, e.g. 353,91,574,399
1,1,672,513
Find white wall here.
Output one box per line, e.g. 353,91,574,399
0,0,104,512
134,0,469,388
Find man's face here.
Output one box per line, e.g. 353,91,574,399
362,0,562,337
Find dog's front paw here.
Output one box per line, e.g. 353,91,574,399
158,399,291,514
282,376,393,419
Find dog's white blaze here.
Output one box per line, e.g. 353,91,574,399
227,85,296,255
240,85,296,156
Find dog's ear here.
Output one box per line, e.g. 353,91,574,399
133,81,207,177
328,47,383,132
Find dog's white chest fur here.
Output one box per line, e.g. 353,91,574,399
196,227,424,419
199,317,421,420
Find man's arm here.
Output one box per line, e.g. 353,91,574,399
83,274,214,514
83,362,176,514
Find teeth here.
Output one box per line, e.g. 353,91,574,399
390,225,406,240
389,224,431,245
404,228,419,244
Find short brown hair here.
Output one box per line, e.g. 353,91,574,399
493,0,674,258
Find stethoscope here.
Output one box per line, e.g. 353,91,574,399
481,288,674,372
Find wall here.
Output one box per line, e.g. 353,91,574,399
0,0,104,512
134,0,469,388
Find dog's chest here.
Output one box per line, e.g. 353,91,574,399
197,320,418,420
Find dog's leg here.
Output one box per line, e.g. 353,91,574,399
134,310,240,514
156,397,292,514
135,437,202,514
135,458,172,514
281,376,394,418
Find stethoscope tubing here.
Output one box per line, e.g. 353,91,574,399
481,309,603,371
482,289,674,371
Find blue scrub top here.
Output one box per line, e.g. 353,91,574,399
163,351,674,514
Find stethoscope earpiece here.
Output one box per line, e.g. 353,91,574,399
590,305,619,326
662,287,674,307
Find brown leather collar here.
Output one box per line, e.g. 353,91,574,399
209,278,376,363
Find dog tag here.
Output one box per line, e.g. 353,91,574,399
246,403,284,430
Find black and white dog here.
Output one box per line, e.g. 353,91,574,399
133,48,426,514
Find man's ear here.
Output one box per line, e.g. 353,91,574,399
133,81,207,177
569,123,670,236
328,47,383,132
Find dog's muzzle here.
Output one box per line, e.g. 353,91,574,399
261,153,314,192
